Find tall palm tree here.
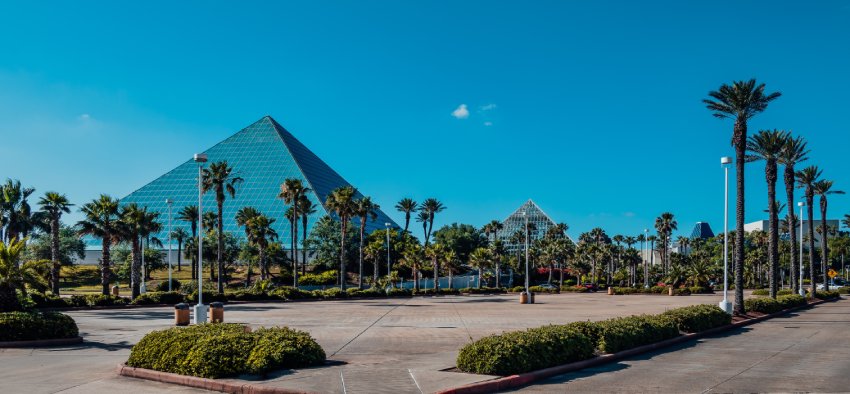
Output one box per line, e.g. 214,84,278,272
170,227,188,272
279,178,311,286
796,166,822,295
235,206,261,239
326,186,357,290
469,247,493,289
420,198,445,246
636,233,647,286
416,210,429,243
813,179,844,290
354,197,379,289
778,134,808,293
747,129,790,298
1,179,36,242
246,214,278,284
77,195,122,295
425,243,447,291
202,160,243,293
37,192,72,295
654,213,677,274
395,198,418,235
177,205,199,279
299,195,317,275
120,203,161,299
705,79,781,314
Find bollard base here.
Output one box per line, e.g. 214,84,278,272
192,304,207,324
718,300,732,315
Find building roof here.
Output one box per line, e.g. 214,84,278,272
689,222,715,240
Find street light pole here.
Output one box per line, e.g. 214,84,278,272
643,228,649,288
720,156,732,314
167,198,173,292
193,153,208,324
523,210,530,298
797,201,800,297
385,222,391,285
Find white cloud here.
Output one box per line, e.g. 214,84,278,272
78,113,91,121
480,103,497,111
483,121,493,126
451,104,469,119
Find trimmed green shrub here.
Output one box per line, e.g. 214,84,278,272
314,287,347,299
69,294,129,307
661,304,731,333
561,286,590,293
838,287,850,295
186,291,228,304
744,294,807,314
126,323,325,378
132,291,185,305
752,289,769,296
347,287,386,298
509,286,525,293
611,287,641,295
596,315,679,353
271,286,314,300
28,293,71,308
529,286,559,294
298,270,338,286
225,289,275,301
456,325,594,375
777,289,793,296
671,288,691,296
0,311,79,341
155,279,182,292
564,279,577,286
688,286,714,294
815,290,840,300
386,288,412,297
458,287,505,294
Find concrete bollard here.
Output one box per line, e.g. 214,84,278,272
111,286,120,297
668,287,674,296
174,303,190,326
209,302,224,323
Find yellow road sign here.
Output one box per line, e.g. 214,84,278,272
828,269,838,278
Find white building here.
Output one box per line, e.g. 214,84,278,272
744,219,840,244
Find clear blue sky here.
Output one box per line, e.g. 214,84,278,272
1,1,848,239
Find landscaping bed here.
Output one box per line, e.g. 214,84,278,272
0,311,79,344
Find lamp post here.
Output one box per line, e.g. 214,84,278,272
193,153,208,324
166,198,173,292
523,210,530,299
719,156,732,314
798,201,806,296
385,222,391,285
641,228,649,289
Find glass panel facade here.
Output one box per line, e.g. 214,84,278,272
84,116,398,249
496,200,558,254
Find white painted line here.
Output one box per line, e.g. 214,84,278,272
340,370,347,394
408,368,423,394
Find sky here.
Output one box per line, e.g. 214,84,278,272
1,1,849,240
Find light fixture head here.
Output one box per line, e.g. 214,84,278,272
385,222,391,227
165,198,173,205
193,153,208,163
798,202,805,207
720,156,732,165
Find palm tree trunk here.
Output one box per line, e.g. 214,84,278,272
217,202,224,293
548,263,554,284
293,217,299,276
50,216,61,295
191,224,197,280
358,222,365,290
449,271,454,290
478,267,483,289
340,219,347,290
302,216,308,275
413,263,420,291
821,199,829,291
733,118,746,314
291,219,298,287
131,237,141,299
177,242,182,272
433,256,439,291
807,193,817,295
767,163,779,299
101,240,112,295
785,168,798,293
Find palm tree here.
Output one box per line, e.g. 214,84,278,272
246,214,278,284
177,205,199,279
395,198,418,235
1,179,36,242
813,179,844,290
235,207,261,239
420,198,445,246
416,210,429,242
843,214,850,231
469,247,493,289
279,178,311,286
425,243,447,291
354,197,379,289
202,160,243,293
77,195,122,295
796,166,822,295
778,134,808,293
326,186,357,290
121,203,161,299
654,213,677,274
0,239,48,311
400,243,424,291
636,233,647,286
170,227,188,272
37,192,72,295
747,129,789,298
299,195,317,275
704,79,781,314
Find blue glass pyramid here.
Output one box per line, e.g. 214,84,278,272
90,116,398,249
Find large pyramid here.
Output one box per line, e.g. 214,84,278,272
109,116,398,248
496,199,559,253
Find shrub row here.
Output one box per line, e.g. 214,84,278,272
814,290,841,300
126,323,325,378
457,304,731,375
0,311,79,341
528,286,559,294
744,294,807,314
752,289,795,296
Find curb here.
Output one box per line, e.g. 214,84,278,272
437,297,834,394
0,336,83,348
117,364,316,394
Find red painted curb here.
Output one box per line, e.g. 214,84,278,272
437,297,836,394
0,336,83,348
117,364,316,394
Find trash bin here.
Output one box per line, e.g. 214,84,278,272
668,287,674,296
520,292,528,304
529,291,535,304
209,302,224,323
174,303,190,326
607,287,614,295
111,285,120,297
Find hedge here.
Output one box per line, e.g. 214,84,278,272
528,286,559,294
131,291,186,305
753,289,795,297
297,270,338,286
456,304,734,376
28,293,71,308
744,294,807,314
70,294,129,307
126,323,325,378
661,304,731,333
155,279,182,292
0,311,79,341
458,287,506,294
814,290,841,300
